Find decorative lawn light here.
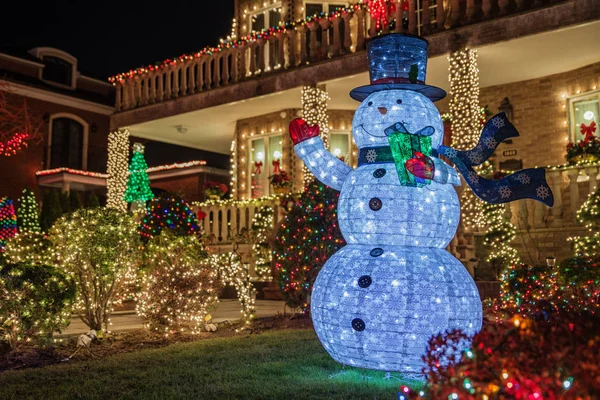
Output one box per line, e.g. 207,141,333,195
289,34,554,374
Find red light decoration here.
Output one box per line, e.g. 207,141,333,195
0,133,29,156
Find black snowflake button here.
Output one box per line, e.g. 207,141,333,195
369,198,382,211
352,318,366,332
373,168,386,178
370,248,383,257
358,275,372,288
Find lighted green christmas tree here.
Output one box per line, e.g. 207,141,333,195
572,187,600,256
483,202,520,278
124,143,154,209
17,189,41,233
273,181,345,313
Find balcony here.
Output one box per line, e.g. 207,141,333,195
109,0,596,119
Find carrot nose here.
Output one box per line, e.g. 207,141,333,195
378,107,387,115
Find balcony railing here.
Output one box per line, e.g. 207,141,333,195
111,0,565,112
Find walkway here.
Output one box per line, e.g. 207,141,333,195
61,300,288,336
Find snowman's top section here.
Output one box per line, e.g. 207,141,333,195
350,34,446,103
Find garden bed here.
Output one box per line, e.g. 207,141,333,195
0,315,312,373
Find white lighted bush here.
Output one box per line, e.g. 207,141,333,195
50,208,141,332
136,233,220,335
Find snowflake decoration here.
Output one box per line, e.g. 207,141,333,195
365,149,377,163
499,186,512,199
467,171,479,184
468,151,483,165
515,173,531,185
536,186,550,199
491,116,505,129
443,148,457,159
483,137,498,149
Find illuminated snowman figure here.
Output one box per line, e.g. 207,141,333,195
289,34,553,374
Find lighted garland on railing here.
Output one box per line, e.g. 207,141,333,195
230,140,238,198
108,2,369,83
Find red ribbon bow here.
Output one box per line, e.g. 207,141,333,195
581,121,597,143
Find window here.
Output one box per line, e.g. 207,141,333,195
248,4,281,32
569,90,600,142
249,134,283,198
50,117,84,169
42,56,73,87
330,133,351,165
416,0,438,32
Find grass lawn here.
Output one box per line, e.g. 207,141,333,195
0,329,420,400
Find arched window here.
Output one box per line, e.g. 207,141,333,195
50,117,85,169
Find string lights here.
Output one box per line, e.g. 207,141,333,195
250,206,274,281
107,129,130,212
136,233,220,336
301,86,330,185
449,48,485,229
570,187,600,256
0,197,18,252
139,195,200,239
108,2,369,84
16,189,41,233
50,208,141,332
124,142,154,210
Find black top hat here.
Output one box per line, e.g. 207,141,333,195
350,33,446,102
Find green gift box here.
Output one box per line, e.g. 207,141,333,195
385,123,433,187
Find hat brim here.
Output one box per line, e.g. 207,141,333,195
350,83,447,102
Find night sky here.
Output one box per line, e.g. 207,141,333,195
0,1,234,80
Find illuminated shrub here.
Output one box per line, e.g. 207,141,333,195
3,231,54,266
136,233,220,335
50,208,141,332
0,262,75,349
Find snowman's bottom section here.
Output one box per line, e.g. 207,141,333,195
311,244,482,374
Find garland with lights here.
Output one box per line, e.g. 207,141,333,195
301,86,330,185
139,194,200,239
273,180,345,313
449,48,485,230
570,187,600,256
0,262,75,350
107,129,130,212
250,206,275,281
16,189,41,233
50,208,141,332
109,3,369,84
136,232,220,336
0,197,18,252
124,142,154,210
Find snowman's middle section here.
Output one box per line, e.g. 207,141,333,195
338,163,460,247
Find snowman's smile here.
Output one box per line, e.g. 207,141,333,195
359,124,388,138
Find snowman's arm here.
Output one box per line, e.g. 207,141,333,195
432,158,461,186
294,137,352,191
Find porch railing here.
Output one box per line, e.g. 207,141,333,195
111,0,565,112
508,164,599,230
193,197,286,244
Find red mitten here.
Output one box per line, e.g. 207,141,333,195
289,118,320,145
405,152,435,180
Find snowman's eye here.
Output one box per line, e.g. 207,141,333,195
368,101,373,106
396,99,403,104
